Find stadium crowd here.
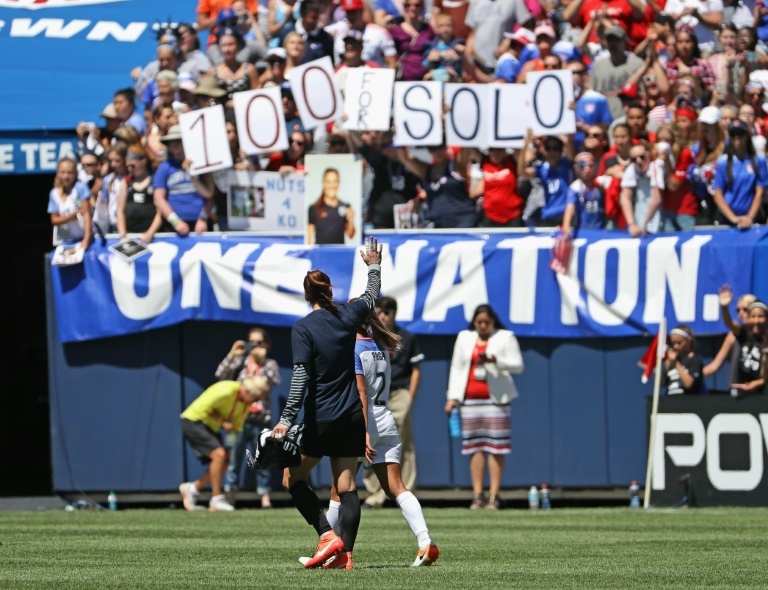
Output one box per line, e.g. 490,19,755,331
49,0,768,246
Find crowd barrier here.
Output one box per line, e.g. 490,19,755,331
46,228,768,502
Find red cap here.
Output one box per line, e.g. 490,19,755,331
619,83,638,99
341,0,364,10
676,106,697,121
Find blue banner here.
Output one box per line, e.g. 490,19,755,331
0,132,78,174
0,0,190,132
50,229,768,343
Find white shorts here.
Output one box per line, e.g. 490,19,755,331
360,436,401,468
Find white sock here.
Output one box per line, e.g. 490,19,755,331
396,491,431,549
326,499,341,531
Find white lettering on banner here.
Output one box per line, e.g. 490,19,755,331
652,413,706,490
348,240,429,321
0,145,12,172
251,244,313,315
555,238,586,325
86,21,146,42
422,241,488,322
497,236,551,324
393,81,443,147
0,0,122,9
20,143,38,170
111,242,177,320
233,87,288,155
40,142,57,170
9,18,145,41
706,414,763,491
179,243,261,310
653,413,768,492
585,239,639,326
643,235,712,323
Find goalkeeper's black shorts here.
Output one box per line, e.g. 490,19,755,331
302,405,366,459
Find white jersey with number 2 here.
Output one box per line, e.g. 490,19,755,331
355,337,399,443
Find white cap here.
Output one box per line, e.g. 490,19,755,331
698,105,721,125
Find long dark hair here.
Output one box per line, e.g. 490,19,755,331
726,130,757,185
314,168,339,220
304,269,337,314
352,299,401,352
468,304,504,331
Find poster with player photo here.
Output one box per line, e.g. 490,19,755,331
303,154,362,246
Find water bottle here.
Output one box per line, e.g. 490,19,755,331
629,481,640,509
108,491,117,511
528,486,540,510
540,484,551,509
449,407,461,438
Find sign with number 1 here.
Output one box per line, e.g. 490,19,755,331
179,105,233,176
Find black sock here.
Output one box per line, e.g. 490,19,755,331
289,480,332,536
338,490,361,552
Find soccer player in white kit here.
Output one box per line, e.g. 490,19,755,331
306,308,439,568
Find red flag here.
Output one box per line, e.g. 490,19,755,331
639,333,667,383
550,234,573,275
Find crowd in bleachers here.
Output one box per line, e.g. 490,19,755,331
49,0,768,247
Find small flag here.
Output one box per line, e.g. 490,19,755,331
639,332,667,383
550,233,573,275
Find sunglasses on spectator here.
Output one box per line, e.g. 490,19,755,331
572,68,587,75
544,63,560,69
737,307,749,312
544,145,561,152
291,138,305,146
82,160,99,167
631,153,648,162
586,132,604,138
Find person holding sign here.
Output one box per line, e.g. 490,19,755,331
519,131,575,227
153,125,216,236
561,152,608,236
307,168,356,244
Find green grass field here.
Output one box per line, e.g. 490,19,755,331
1,507,766,589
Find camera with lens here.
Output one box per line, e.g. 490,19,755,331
242,342,256,353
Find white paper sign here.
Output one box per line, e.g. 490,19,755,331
487,84,528,148
290,57,343,130
178,105,233,175
445,84,490,148
343,68,395,131
215,170,306,233
527,70,576,136
393,81,443,147
233,87,288,155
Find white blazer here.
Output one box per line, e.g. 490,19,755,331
447,329,524,405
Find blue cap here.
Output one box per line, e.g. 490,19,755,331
217,7,236,25
280,81,293,97
729,119,750,135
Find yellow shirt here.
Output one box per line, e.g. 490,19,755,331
181,381,250,433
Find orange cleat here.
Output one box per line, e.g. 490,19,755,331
303,531,345,569
412,543,440,567
322,551,353,570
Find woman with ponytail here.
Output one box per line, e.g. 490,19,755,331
317,306,440,568
272,237,383,570
712,119,767,228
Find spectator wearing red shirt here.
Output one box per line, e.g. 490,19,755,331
661,105,699,231
471,148,525,227
563,0,645,44
266,130,308,174
665,26,716,98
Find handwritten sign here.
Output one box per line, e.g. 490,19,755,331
393,81,443,147
233,87,289,155
178,105,233,175
343,68,395,131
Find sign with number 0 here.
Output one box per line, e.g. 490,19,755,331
233,87,288,155
527,70,576,137
290,57,343,130
178,104,233,176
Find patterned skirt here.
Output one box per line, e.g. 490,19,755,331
460,399,511,455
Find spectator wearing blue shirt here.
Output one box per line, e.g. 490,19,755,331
494,28,534,83
520,131,575,227
713,120,768,228
572,61,612,151
562,153,607,236
296,1,335,64
153,125,216,236
113,88,147,136
423,13,465,81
